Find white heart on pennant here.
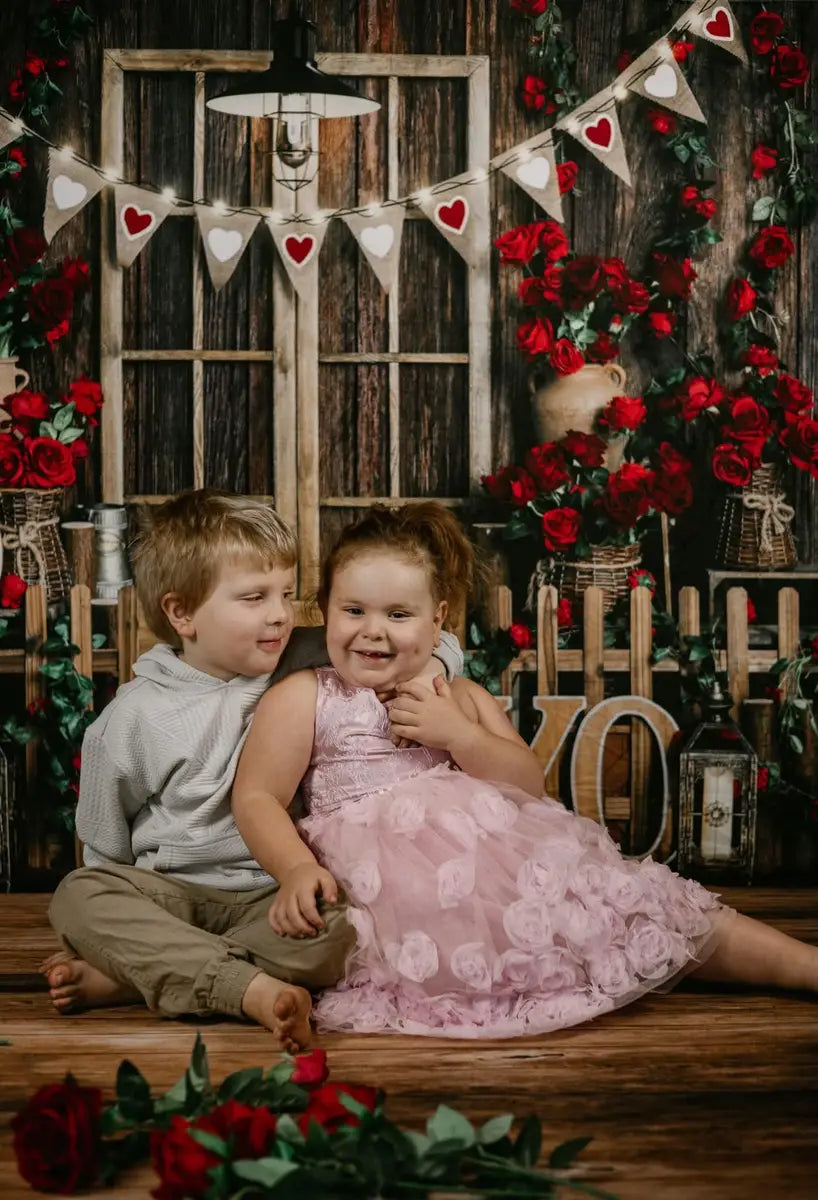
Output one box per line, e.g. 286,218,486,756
516,156,551,191
52,174,88,210
360,224,394,259
207,227,243,263
643,63,678,99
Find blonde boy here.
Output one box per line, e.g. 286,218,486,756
45,490,461,1048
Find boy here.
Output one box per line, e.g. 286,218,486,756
45,490,462,1049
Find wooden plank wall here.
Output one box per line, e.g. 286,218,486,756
3,0,817,579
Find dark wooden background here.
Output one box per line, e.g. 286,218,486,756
3,0,818,579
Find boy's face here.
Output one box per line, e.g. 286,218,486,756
169,557,296,680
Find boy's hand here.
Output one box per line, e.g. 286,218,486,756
388,675,474,753
269,862,339,938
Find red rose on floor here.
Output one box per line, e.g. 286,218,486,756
298,1082,379,1135
586,332,619,364
750,144,778,179
509,622,533,649
542,507,581,552
774,373,813,414
517,317,554,360
561,255,605,305
770,45,809,90
3,388,50,427
677,376,726,422
647,109,676,135
556,597,573,627
7,227,47,275
550,339,584,375
519,266,562,307
25,437,77,487
652,253,697,300
556,161,578,194
291,1048,329,1088
672,40,694,63
725,395,771,460
600,394,646,432
750,12,783,55
741,344,778,376
511,0,548,14
647,310,675,339
495,222,549,265
561,430,606,468
12,1078,102,1194
152,1101,279,1200
525,441,569,491
521,74,548,111
725,277,757,321
481,465,537,506
712,443,755,487
539,220,570,264
601,462,653,529
0,572,27,609
780,416,818,476
0,433,26,486
749,225,794,270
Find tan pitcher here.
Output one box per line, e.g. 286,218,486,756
0,358,30,432
530,362,627,470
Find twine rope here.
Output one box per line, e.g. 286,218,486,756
740,488,795,555
0,515,59,586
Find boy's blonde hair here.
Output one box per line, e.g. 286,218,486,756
131,489,298,646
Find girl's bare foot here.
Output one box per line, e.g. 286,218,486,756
241,972,312,1051
42,952,141,1013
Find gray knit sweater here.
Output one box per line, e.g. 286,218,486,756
76,628,463,889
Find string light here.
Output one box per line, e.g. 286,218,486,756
161,187,177,205
57,145,74,160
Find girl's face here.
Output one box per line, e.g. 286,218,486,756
325,550,447,691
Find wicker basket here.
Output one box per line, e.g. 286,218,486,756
0,488,72,604
548,543,641,613
716,465,796,570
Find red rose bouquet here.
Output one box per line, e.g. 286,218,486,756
0,376,103,489
0,228,90,356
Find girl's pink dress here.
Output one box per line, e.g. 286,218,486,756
299,668,731,1037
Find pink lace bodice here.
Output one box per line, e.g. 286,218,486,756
300,668,451,817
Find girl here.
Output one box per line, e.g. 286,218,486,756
232,503,818,1037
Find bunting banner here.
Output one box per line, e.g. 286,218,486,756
415,171,490,267
114,185,173,267
342,207,406,293
43,149,106,242
267,217,329,302
679,0,747,64
558,91,632,187
196,206,260,291
0,111,20,153
623,41,706,123
496,133,563,223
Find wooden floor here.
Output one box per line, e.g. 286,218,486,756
1,890,816,1198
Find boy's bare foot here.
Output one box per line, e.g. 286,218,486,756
41,952,140,1013
241,972,312,1051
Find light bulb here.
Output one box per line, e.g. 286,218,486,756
275,116,312,169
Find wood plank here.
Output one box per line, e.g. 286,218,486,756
23,586,48,870
629,586,653,855
726,586,749,719
191,71,206,489
466,56,492,485
388,74,401,498
583,585,605,709
99,53,125,504
116,586,139,684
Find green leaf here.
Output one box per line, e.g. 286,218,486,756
52,402,76,431
115,1059,152,1116
217,1065,264,1100
91,632,107,648
479,1113,515,1144
232,1158,300,1187
788,733,804,755
404,1129,431,1157
189,1129,228,1157
549,1135,592,1167
514,1113,542,1167
427,1104,475,1147
750,195,775,222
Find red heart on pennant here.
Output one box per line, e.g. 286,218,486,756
283,234,315,266
122,205,155,238
434,197,468,234
704,7,732,40
583,116,613,151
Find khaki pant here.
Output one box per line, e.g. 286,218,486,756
49,864,356,1018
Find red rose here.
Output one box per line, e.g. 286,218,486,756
521,74,548,111
770,45,809,90
672,40,694,63
539,220,570,264
67,376,104,419
291,1048,329,1088
541,507,581,553
9,146,27,170
678,376,726,422
556,597,573,627
780,416,818,476
750,12,783,55
12,1078,102,1194
556,161,578,194
8,71,25,101
773,373,813,414
608,271,649,314
525,441,569,491
61,257,91,291
725,277,757,321
741,344,779,376
494,222,549,265
152,1101,279,1200
647,109,676,135
482,465,537,506
586,332,619,364
550,338,584,375
0,261,14,300
509,622,532,649
298,1082,379,1135
71,437,89,460
652,252,697,300
600,394,646,432
0,572,27,609
725,395,771,459
602,462,653,529
749,225,794,270
757,765,769,791
511,0,548,14
516,316,554,360
680,186,716,220
561,255,605,305
647,310,675,339
811,635,818,663
651,467,693,516
560,430,606,468
7,227,47,275
628,568,656,595
24,53,47,77
3,388,49,426
45,318,71,345
519,268,562,306
750,144,778,179
25,436,77,487
747,597,758,624
0,432,26,486
712,443,755,487
28,277,75,333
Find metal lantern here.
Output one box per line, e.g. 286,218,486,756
90,503,132,604
678,679,758,882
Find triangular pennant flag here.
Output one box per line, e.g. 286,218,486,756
267,217,328,302
196,207,260,291
494,134,563,223
623,41,706,123
414,171,489,266
0,111,21,153
43,150,105,242
114,185,173,267
680,0,747,63
341,207,405,293
558,92,631,187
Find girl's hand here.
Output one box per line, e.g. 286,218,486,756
388,675,475,753
269,862,339,938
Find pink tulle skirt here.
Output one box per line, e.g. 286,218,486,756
299,763,731,1038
